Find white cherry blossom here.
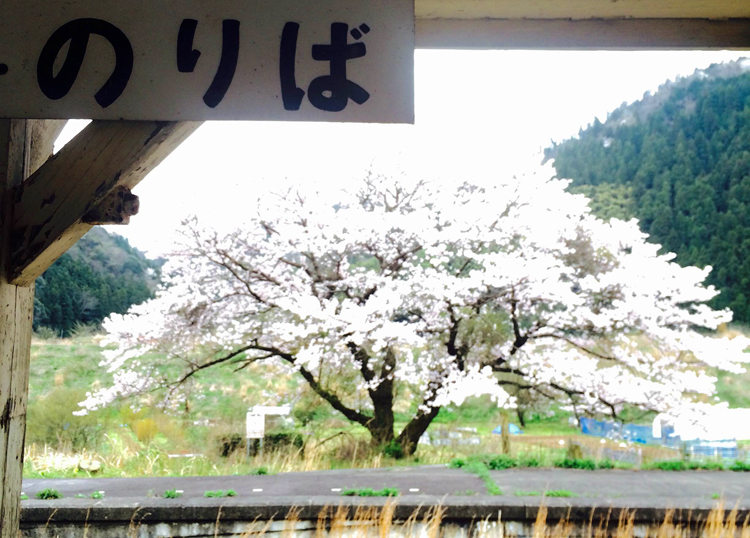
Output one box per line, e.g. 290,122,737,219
78,165,750,454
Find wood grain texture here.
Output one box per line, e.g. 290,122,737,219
0,119,61,538
416,0,750,21
9,120,201,286
416,18,750,49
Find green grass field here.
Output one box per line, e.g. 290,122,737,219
23,333,749,479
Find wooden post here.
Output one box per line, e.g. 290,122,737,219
0,119,64,537
500,412,511,455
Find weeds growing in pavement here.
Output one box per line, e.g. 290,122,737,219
545,489,577,498
162,489,182,498
341,487,399,497
35,488,62,500
204,490,237,498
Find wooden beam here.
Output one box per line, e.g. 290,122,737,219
416,18,750,49
8,120,201,287
415,0,750,21
0,119,64,538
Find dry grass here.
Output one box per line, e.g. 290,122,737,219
24,431,465,478
137,501,748,537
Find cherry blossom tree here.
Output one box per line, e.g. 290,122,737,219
79,166,750,455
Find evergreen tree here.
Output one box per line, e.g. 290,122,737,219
547,60,750,323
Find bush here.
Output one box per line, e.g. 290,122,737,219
383,440,405,460
35,488,63,500
70,322,99,338
250,467,269,475
487,454,517,470
33,326,57,340
449,458,466,469
26,388,106,450
555,458,597,470
729,461,750,472
216,434,245,458
597,459,615,469
265,432,305,451
648,460,686,471
518,455,541,468
132,418,158,444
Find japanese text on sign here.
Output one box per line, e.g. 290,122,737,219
0,0,414,123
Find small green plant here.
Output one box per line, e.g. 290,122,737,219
545,489,577,498
35,488,63,500
163,489,182,499
729,461,750,472
74,493,86,498
555,458,596,470
515,490,541,497
341,487,399,497
250,467,269,475
597,459,615,469
449,458,466,469
712,493,722,499
90,491,105,499
20,494,28,501
204,490,237,498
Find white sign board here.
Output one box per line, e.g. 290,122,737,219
0,0,414,123
246,413,265,439
252,405,291,416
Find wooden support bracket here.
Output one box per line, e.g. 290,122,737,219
8,120,201,286
81,186,140,225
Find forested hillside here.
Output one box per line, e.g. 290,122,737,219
34,227,162,336
547,59,750,323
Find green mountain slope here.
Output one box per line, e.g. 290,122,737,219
34,227,162,336
546,59,750,323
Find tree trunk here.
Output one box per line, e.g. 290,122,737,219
367,396,395,447
363,348,396,448
366,374,395,447
396,405,441,456
0,120,63,538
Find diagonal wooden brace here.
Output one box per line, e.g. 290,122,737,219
8,120,201,286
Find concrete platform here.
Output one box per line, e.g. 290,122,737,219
20,468,750,537
21,467,750,505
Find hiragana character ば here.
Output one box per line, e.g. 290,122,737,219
280,22,370,112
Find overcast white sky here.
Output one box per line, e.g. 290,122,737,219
57,50,747,256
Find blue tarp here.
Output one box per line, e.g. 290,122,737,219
579,417,739,459
492,424,523,435
580,417,656,445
